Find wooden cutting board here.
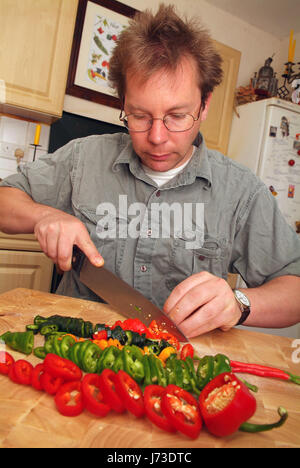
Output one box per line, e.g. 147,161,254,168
0,288,299,448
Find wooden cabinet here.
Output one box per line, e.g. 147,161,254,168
201,41,241,155
0,0,78,124
0,233,53,294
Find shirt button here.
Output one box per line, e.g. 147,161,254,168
147,229,152,237
140,265,147,272
156,190,161,197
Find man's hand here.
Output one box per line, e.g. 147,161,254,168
34,211,103,272
163,271,241,338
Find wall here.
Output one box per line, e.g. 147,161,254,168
0,116,50,180
64,0,286,126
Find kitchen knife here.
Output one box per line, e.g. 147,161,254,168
72,246,188,343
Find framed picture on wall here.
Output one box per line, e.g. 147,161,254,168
66,0,137,109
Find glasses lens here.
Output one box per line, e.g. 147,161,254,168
125,114,152,131
164,114,194,132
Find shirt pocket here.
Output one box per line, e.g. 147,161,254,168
165,233,227,291
77,207,128,275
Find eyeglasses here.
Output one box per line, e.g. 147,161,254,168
119,107,201,133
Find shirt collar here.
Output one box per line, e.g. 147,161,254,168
112,132,212,188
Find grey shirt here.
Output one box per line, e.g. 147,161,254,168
1,132,300,309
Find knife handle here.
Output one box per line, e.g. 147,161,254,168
72,245,86,274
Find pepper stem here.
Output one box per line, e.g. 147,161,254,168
239,407,288,433
287,372,300,385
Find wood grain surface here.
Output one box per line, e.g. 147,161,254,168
0,288,299,448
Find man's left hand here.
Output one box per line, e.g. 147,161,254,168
163,271,242,338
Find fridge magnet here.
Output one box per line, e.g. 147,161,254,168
269,185,278,196
291,79,300,104
288,159,295,167
280,116,290,137
288,185,295,198
269,126,277,137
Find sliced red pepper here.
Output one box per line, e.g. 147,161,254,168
40,371,64,395
144,385,176,433
113,369,145,418
161,384,202,439
180,344,194,360
8,362,19,384
199,372,257,437
98,368,125,413
44,353,82,382
55,381,84,417
0,351,14,375
147,320,180,350
31,363,44,391
93,330,108,340
82,373,111,417
113,318,148,335
13,360,34,386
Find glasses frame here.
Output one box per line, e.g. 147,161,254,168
119,106,202,133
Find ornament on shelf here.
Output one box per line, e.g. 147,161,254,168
251,56,278,100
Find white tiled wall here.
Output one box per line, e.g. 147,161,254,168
0,116,50,180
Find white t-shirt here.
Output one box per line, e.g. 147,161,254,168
142,147,196,187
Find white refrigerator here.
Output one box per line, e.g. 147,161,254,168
228,97,300,338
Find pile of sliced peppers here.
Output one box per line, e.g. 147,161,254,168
1,316,299,440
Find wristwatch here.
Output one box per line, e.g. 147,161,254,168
233,289,251,326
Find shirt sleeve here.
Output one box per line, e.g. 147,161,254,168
0,139,76,214
231,182,300,286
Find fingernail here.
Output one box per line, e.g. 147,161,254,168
94,256,104,266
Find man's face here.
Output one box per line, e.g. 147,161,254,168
124,57,210,172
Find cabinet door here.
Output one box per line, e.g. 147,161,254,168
0,0,78,122
201,41,241,154
0,250,53,294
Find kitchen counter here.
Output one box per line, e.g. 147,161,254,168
0,288,299,448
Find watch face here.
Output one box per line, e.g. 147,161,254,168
235,290,250,307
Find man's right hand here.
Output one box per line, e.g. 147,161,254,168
34,211,104,272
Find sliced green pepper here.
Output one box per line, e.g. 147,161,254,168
196,355,214,389
33,346,47,359
0,331,34,355
142,354,152,387
60,335,76,359
26,324,40,335
78,340,92,365
81,342,102,373
98,346,120,373
113,350,125,373
68,341,84,368
212,353,231,378
148,354,167,386
40,324,59,335
123,345,144,383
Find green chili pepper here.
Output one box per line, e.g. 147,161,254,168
59,335,76,359
33,315,47,326
142,354,152,387
196,355,214,389
40,324,59,336
148,354,167,387
81,342,102,373
0,331,34,355
93,35,108,55
212,353,232,378
113,351,125,373
239,407,288,433
123,345,144,383
99,346,121,373
183,357,200,395
33,346,47,359
26,324,40,335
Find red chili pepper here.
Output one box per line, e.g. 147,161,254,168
81,373,111,417
144,385,176,433
199,372,257,437
40,371,64,395
31,363,44,391
180,344,194,360
55,381,84,417
13,360,34,386
98,368,125,413
161,384,202,439
0,351,14,375
113,369,145,418
230,360,300,385
93,330,108,340
44,353,82,382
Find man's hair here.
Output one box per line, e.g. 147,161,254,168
109,4,223,108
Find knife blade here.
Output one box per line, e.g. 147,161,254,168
72,246,188,343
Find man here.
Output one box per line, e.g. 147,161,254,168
0,5,299,338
